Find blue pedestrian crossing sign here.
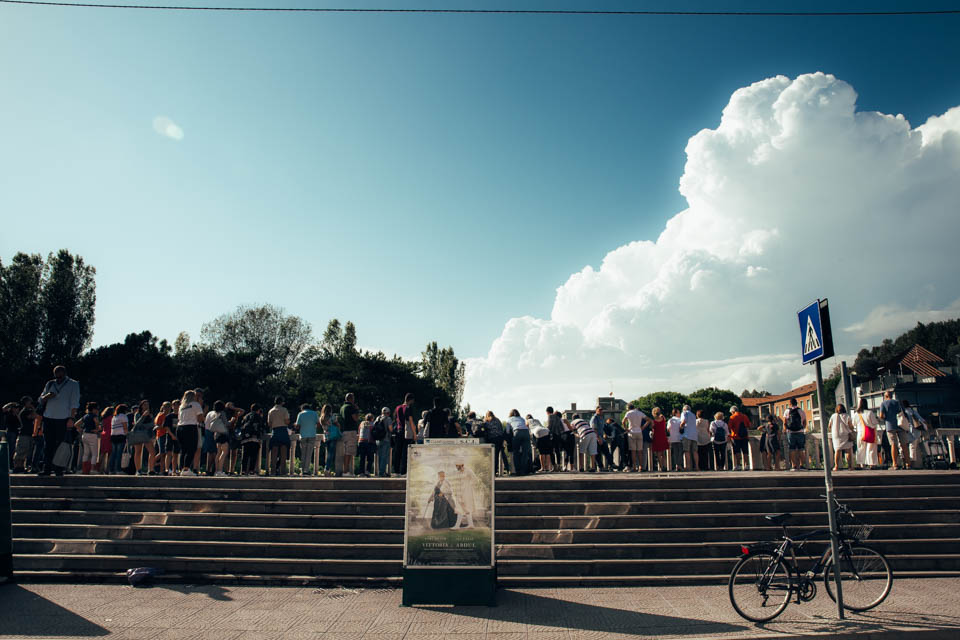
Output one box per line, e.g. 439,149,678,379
798,299,834,365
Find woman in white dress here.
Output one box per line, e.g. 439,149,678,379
829,404,854,471
854,399,880,469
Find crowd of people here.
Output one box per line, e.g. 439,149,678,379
827,391,934,471
1,366,942,478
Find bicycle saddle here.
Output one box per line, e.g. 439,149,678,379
765,513,792,525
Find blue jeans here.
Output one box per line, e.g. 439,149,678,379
376,439,391,477
109,435,126,473
512,429,532,475
326,439,340,473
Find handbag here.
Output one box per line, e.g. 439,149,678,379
127,417,154,445
121,445,132,469
52,441,73,468
210,414,228,435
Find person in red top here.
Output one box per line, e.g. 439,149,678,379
728,406,752,471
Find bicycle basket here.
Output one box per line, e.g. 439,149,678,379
842,523,874,540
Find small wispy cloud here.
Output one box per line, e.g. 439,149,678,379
152,116,184,141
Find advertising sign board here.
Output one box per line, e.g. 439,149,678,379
403,444,495,569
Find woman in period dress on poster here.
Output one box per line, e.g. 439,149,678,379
422,470,458,529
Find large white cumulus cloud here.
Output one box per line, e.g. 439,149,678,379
465,72,960,414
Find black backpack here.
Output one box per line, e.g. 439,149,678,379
372,416,387,441
786,407,803,432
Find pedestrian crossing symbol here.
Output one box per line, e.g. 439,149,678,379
797,299,832,364
804,316,821,355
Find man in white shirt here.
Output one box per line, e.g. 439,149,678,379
622,404,651,472
680,404,699,472
667,408,684,471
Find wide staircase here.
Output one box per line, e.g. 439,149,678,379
8,471,960,586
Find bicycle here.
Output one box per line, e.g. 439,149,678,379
728,495,893,622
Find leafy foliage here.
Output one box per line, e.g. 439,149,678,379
200,304,313,384
741,389,772,398
631,391,690,416
687,387,744,418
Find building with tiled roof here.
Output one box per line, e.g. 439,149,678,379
740,382,821,430
857,344,960,427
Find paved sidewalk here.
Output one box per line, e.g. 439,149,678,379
1,578,958,639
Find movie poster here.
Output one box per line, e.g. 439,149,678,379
403,444,494,568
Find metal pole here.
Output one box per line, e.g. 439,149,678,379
0,441,12,581
816,360,844,618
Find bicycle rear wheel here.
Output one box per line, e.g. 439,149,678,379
824,544,893,611
729,552,793,622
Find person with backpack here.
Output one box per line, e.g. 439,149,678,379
239,404,265,475
393,394,416,476
710,411,729,471
728,405,752,471
761,414,784,471
783,398,808,471
373,407,392,477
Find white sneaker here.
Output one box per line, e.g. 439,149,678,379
215,471,226,477
181,469,195,476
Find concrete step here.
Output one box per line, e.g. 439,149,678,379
12,524,404,544
9,475,405,491
497,471,960,491
495,538,960,560
14,553,402,576
12,510,404,529
11,486,406,503
15,522,960,545
14,539,401,560
495,509,960,529
14,496,954,518
494,497,959,516
495,554,960,576
12,498,404,516
11,569,401,587
495,484,960,502
495,522,960,544
496,570,960,587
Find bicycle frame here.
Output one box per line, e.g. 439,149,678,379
746,527,840,604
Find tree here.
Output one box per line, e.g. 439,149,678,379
174,331,191,356
200,304,313,381
687,387,743,419
741,389,772,398
341,321,358,357
38,250,97,365
320,319,343,358
420,342,466,411
0,252,44,369
631,391,690,416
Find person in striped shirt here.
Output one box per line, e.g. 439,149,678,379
572,417,598,472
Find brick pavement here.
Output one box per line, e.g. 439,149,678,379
1,578,958,639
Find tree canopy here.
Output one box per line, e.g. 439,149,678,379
853,319,960,379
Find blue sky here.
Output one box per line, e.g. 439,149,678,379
2,0,959,375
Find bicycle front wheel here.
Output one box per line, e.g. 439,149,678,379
729,552,793,622
824,544,893,611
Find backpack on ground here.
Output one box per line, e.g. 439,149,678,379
786,408,803,432
372,416,387,441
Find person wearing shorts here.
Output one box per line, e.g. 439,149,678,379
622,404,650,472
267,397,291,476
783,398,807,471
339,394,360,476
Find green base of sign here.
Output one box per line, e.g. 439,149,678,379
402,567,497,606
